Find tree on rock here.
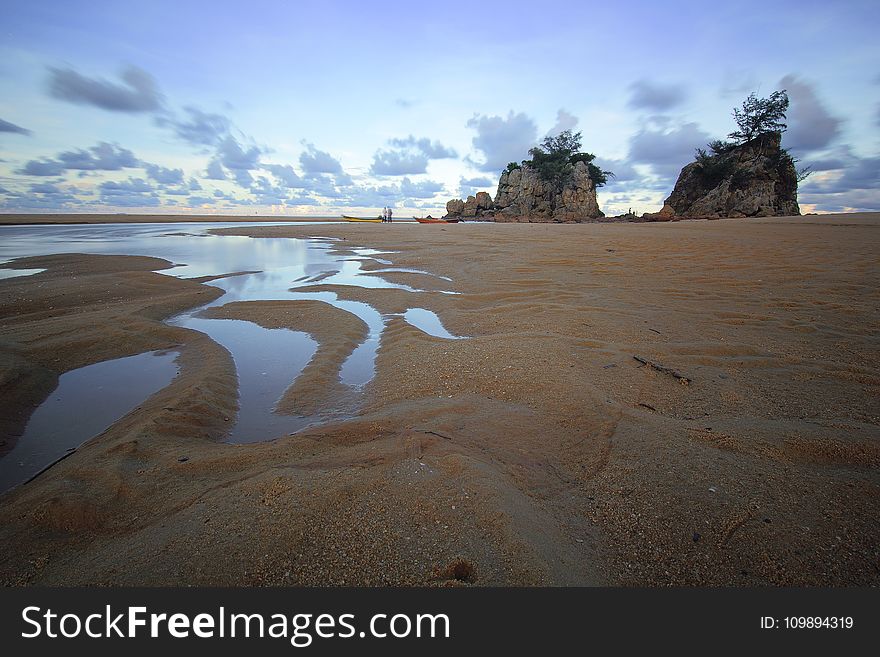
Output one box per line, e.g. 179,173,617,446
728,90,789,144
692,89,809,186
521,130,612,189
661,89,804,218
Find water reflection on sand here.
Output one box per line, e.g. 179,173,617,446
0,222,465,456
0,350,179,493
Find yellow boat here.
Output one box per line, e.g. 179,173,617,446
342,215,383,223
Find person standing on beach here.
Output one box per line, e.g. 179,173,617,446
382,206,388,223
387,206,393,223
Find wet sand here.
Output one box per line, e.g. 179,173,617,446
0,213,878,585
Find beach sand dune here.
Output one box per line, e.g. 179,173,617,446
0,214,877,585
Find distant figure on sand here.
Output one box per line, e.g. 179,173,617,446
382,206,388,223
387,206,393,223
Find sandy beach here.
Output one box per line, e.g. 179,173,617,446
0,213,878,586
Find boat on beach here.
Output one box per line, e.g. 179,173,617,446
342,215,383,223
414,216,460,224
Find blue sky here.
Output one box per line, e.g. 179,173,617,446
1,0,878,215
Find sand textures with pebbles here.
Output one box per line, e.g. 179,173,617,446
0,214,878,585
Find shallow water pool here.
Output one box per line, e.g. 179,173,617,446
0,222,466,480
0,350,179,493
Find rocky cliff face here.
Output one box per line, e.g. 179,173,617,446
444,161,604,222
662,133,800,218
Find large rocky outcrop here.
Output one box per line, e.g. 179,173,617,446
444,160,604,222
663,133,800,218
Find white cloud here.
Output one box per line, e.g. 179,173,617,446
466,111,538,174
300,143,344,176
628,80,687,111
546,109,579,137
780,74,842,154
48,65,163,113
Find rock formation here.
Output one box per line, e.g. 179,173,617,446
445,198,465,217
462,191,493,218
661,132,800,218
641,204,676,222
444,160,604,222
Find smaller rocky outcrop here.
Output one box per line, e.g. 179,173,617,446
445,198,465,217
663,132,800,218
641,204,676,222
444,161,604,222
461,191,493,218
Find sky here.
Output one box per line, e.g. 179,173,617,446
0,0,878,216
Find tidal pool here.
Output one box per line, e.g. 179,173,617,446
173,316,319,443
0,350,179,493
0,267,45,280
0,222,466,469
401,308,464,339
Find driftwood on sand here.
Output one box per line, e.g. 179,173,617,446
633,355,692,385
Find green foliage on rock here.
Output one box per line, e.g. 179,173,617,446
694,147,734,187
708,139,736,155
693,89,811,186
570,152,611,188
728,90,789,144
518,130,613,189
